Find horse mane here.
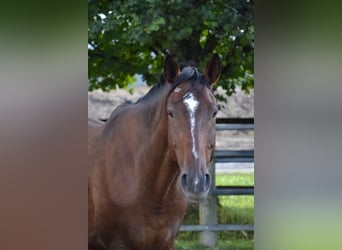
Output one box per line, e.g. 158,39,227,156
105,61,210,126
135,61,210,104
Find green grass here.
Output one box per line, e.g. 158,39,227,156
175,239,253,250
175,173,254,250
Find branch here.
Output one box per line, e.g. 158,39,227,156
88,49,119,61
192,0,210,8
88,48,138,71
154,42,169,56
199,34,217,59
221,44,238,75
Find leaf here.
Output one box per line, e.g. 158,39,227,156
88,0,254,101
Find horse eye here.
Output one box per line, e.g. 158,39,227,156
212,109,218,118
167,109,174,118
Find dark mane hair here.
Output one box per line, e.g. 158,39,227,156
136,61,210,104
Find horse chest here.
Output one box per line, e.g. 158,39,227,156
127,207,184,248
144,205,184,230
107,202,185,249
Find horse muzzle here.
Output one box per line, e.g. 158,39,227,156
180,173,211,202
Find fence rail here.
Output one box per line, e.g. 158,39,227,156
210,186,254,196
179,117,254,246
180,224,254,232
216,117,254,131
215,150,254,163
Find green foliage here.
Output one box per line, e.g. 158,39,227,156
88,0,254,98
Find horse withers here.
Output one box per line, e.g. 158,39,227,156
88,54,221,249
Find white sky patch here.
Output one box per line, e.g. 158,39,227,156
183,93,199,158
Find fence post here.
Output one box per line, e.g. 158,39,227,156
199,160,217,247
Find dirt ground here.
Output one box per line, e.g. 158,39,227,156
88,85,253,120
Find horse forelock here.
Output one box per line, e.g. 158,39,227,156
166,64,211,100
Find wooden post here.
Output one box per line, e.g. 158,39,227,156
199,160,217,247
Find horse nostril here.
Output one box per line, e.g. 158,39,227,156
205,174,211,189
181,174,187,188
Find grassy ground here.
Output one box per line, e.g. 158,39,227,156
175,173,254,250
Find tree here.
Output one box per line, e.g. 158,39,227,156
88,0,254,98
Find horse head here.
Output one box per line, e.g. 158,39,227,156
164,54,221,202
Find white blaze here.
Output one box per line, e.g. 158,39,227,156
174,87,182,92
183,93,199,158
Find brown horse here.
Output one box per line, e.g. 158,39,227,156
88,54,221,249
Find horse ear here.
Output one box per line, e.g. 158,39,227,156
164,55,180,84
204,53,221,85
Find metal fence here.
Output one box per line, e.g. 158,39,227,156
179,118,254,247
